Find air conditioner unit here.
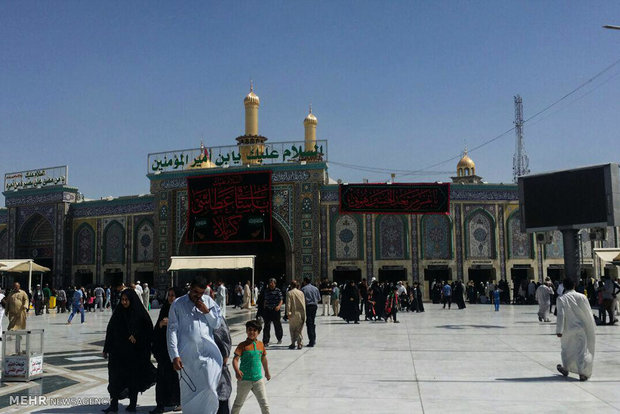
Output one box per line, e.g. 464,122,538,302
589,227,607,241
536,232,553,244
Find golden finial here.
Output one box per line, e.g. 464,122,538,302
250,79,254,92
309,103,312,114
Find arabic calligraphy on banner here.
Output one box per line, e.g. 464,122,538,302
187,171,272,244
4,166,68,192
339,183,451,214
148,140,327,173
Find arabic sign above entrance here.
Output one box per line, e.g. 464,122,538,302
4,166,68,192
148,140,327,173
339,183,451,214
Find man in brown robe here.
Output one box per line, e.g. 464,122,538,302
286,280,306,349
7,282,29,330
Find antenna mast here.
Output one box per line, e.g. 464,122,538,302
512,95,530,183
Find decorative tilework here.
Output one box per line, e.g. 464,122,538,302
320,206,328,279
272,171,310,182
421,215,452,260
411,216,419,281
75,223,95,265
330,207,362,260
17,205,55,231
376,215,407,259
0,211,7,224
498,206,506,280
579,230,592,259
175,190,188,251
5,192,64,207
161,178,187,189
455,205,463,280
451,188,518,201
507,212,532,259
0,229,7,258
320,189,339,202
303,255,312,265
465,209,495,259
134,219,154,262
71,200,155,218
366,215,373,279
103,221,125,264
545,231,564,258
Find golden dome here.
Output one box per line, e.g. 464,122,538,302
244,83,260,106
457,151,475,169
304,105,317,125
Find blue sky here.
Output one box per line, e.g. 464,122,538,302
1,1,620,204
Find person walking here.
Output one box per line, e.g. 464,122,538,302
536,278,554,322
331,282,340,317
442,282,452,309
33,284,44,315
56,287,67,313
102,289,155,412
556,278,596,381
42,284,52,314
6,282,29,330
142,283,150,310
67,285,86,324
167,276,223,414
104,285,111,309
319,278,332,316
231,320,271,414
286,280,306,350
150,287,184,414
261,278,283,346
339,280,360,324
216,280,227,318
94,285,105,312
301,278,320,346
242,281,252,309
214,319,233,414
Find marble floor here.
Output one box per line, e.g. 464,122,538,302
1,302,620,413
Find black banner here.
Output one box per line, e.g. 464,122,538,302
339,183,450,214
187,171,272,243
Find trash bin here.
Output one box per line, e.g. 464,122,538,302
1,329,44,382
49,296,56,309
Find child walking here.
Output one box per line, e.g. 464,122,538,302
231,320,271,414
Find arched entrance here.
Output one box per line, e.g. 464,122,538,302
177,222,291,287
17,214,54,287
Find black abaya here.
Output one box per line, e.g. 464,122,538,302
104,288,155,401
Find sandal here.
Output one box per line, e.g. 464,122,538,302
579,374,588,381
556,364,568,377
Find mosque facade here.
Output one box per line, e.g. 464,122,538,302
1,89,617,298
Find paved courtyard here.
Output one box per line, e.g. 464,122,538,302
1,303,620,413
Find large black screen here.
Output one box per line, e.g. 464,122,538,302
519,165,609,231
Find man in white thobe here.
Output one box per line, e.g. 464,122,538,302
535,278,554,322
215,280,227,318
168,276,223,414
556,278,596,381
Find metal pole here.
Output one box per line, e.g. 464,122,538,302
561,229,581,284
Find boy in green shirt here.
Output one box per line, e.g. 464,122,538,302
231,320,271,414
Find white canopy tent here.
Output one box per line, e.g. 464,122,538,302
0,259,51,293
167,255,256,288
594,248,620,265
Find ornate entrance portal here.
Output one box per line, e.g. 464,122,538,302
178,225,289,285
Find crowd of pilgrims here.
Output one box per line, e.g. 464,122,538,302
8,273,619,412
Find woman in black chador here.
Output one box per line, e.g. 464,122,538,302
339,281,360,323
103,288,155,413
150,287,185,414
